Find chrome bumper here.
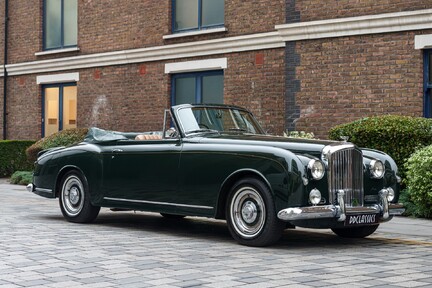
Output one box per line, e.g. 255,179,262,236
26,183,55,198
26,183,34,193
278,189,405,222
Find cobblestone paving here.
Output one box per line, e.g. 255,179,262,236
1,182,431,288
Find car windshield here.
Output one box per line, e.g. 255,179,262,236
177,106,265,135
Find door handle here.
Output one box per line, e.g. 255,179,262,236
111,148,123,153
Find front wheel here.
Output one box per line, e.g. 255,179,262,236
226,177,285,247
331,225,379,238
59,171,100,223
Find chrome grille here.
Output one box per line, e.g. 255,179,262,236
326,144,364,207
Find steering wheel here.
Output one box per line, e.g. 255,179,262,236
198,123,210,129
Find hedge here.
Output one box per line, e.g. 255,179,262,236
403,145,432,218
329,115,432,180
0,140,36,177
26,128,89,162
10,171,33,185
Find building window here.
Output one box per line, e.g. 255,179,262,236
42,83,77,137
424,50,432,118
172,71,224,105
172,0,224,33
44,0,78,50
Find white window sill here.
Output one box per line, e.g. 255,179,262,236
35,47,80,56
165,58,227,74
163,27,227,40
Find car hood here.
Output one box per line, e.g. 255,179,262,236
194,133,340,158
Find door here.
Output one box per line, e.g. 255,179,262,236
43,84,77,137
102,139,182,210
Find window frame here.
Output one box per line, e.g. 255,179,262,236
171,70,224,106
424,49,432,118
172,0,224,34
43,0,78,51
41,82,77,137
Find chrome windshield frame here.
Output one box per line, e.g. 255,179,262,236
173,104,265,137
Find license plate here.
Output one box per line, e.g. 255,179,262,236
345,214,379,226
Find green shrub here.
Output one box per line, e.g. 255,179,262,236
399,189,420,217
10,171,33,185
329,115,432,180
0,141,35,177
284,130,315,139
404,145,432,218
26,128,89,162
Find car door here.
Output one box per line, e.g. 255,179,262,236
102,138,182,206
174,139,238,216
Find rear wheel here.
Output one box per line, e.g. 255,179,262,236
331,225,379,238
59,171,100,223
226,177,284,247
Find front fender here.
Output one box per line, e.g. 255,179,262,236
215,145,307,218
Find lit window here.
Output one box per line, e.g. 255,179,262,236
44,0,77,50
173,0,224,33
43,83,77,137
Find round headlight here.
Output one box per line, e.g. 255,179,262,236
387,187,395,202
309,188,322,205
370,159,385,179
308,159,325,180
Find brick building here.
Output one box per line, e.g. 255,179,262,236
0,1,432,140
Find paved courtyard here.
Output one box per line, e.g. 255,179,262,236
1,179,431,288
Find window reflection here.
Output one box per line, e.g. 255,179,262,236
173,0,224,32
44,0,77,50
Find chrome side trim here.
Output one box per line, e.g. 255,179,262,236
30,186,55,199
26,184,34,193
35,187,53,193
103,197,213,210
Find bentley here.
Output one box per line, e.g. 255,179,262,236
27,104,405,246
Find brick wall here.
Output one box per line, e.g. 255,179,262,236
7,76,40,140
77,48,286,136
0,1,4,138
7,1,285,63
7,47,285,140
293,0,432,22
225,0,285,36
78,0,170,55
0,81,3,138
7,0,42,64
291,32,425,139
77,64,169,133
225,49,286,135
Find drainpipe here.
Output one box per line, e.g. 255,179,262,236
3,0,8,140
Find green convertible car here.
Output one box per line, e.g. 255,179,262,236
28,104,405,246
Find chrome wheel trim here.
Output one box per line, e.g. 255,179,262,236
61,175,85,217
230,186,266,239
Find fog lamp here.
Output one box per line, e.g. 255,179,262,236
387,187,395,202
308,159,325,180
309,188,322,205
370,159,384,179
